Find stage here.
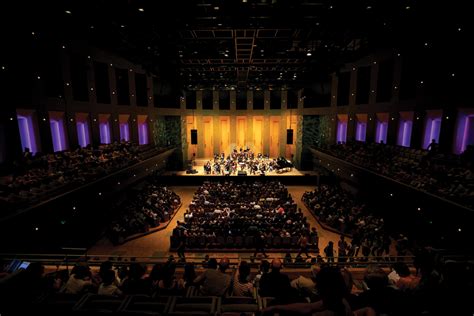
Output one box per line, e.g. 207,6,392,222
167,158,315,177
160,158,320,186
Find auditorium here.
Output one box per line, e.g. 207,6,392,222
0,1,472,315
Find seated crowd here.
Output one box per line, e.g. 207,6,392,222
109,182,181,244
325,141,474,208
1,247,469,315
0,141,154,211
173,180,315,249
303,184,392,260
203,147,293,175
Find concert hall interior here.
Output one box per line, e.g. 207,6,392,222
0,1,473,315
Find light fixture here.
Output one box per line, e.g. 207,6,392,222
66,82,70,86
65,10,72,14
306,52,312,56
1,66,5,70
37,76,41,80
214,6,219,10
138,7,144,12
121,25,125,28
35,227,39,231
458,228,462,232
72,206,76,210
62,45,66,49
31,31,35,35
417,207,421,211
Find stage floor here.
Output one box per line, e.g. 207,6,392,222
168,158,315,176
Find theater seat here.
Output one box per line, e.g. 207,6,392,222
167,296,218,315
219,296,261,314
120,294,172,315
72,293,126,314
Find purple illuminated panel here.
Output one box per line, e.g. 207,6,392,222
76,122,90,148
119,123,130,142
423,118,441,149
455,114,474,153
138,122,148,145
355,122,366,142
99,122,111,144
17,115,37,153
376,121,387,144
336,121,347,143
397,120,412,147
50,119,67,152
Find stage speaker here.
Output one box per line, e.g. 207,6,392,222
238,171,247,176
191,129,198,145
286,129,294,144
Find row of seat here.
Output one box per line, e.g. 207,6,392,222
34,291,262,315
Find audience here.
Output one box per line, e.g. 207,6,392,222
324,141,474,208
303,184,391,260
0,141,161,212
109,182,180,244
176,180,315,250
193,257,232,296
0,250,472,315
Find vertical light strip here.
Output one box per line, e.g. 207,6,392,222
50,120,62,151
17,116,32,152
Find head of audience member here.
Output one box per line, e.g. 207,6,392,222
207,258,218,270
271,258,283,273
238,261,251,283
183,263,196,284
99,261,113,279
102,269,116,286
311,264,321,281
315,266,348,314
393,262,411,278
260,260,270,274
340,268,354,296
219,257,230,273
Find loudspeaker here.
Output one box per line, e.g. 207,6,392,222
191,129,198,145
238,171,247,176
286,129,294,144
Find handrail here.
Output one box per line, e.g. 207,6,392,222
311,148,474,213
0,253,418,268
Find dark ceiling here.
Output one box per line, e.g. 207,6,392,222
2,0,471,94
